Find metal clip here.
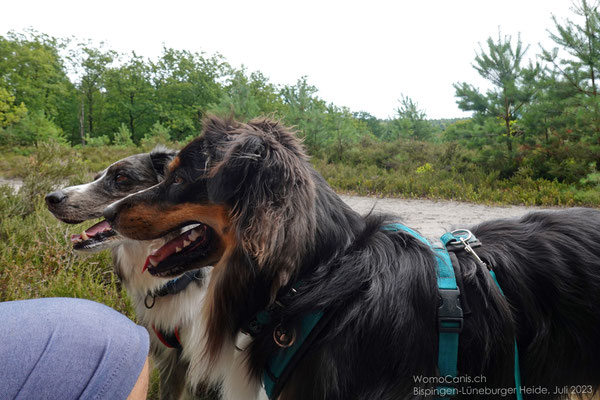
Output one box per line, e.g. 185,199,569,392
460,237,490,270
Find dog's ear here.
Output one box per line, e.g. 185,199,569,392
207,119,309,203
207,120,316,284
150,146,177,180
207,133,265,203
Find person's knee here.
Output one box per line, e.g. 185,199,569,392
0,297,150,400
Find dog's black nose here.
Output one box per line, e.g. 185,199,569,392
45,191,67,206
103,203,117,223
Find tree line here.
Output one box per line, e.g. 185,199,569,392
0,29,380,161
2,0,600,187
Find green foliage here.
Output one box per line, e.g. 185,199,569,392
84,133,110,147
0,30,75,123
279,77,328,154
113,123,134,147
103,53,154,143
151,47,227,141
141,121,172,150
74,43,117,138
540,0,600,140
320,104,369,161
454,30,539,155
208,68,282,120
1,111,66,145
0,87,28,128
391,94,434,141
0,183,132,317
4,3,600,204
13,140,85,215
313,140,579,206
354,111,387,139
0,139,130,312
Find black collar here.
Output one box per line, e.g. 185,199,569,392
144,269,204,309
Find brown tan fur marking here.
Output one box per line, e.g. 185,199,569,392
167,156,180,172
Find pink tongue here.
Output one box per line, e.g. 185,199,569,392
70,220,112,243
143,227,204,272
85,220,112,236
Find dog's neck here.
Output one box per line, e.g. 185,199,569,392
112,239,172,295
202,183,365,372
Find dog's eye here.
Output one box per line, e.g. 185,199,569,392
174,175,184,185
114,174,128,184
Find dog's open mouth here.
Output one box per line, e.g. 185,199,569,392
143,223,214,277
71,220,119,252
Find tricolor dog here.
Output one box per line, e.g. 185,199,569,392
104,117,600,400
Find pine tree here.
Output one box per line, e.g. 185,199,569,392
541,0,600,140
454,31,538,155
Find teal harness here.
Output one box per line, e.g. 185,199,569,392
390,224,523,400
249,224,523,400
241,282,329,399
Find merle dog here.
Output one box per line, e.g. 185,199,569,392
46,147,215,400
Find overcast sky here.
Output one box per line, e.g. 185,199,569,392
3,0,578,119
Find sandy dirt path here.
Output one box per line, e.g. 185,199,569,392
340,195,552,240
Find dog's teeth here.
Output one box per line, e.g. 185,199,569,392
150,258,159,267
81,231,89,241
183,240,191,247
188,230,199,241
176,246,182,253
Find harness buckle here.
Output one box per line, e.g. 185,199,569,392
438,288,463,333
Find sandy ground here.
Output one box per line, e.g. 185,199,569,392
340,195,551,240
0,177,551,240
0,178,23,191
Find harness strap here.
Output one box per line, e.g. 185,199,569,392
250,224,522,400
242,282,330,400
152,325,182,349
490,270,524,400
263,311,331,398
384,224,461,399
443,230,523,400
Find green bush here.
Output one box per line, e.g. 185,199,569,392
1,111,66,146
141,121,171,151
113,123,135,147
84,134,111,147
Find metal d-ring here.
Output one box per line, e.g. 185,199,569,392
450,229,473,243
273,324,296,348
144,293,156,309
